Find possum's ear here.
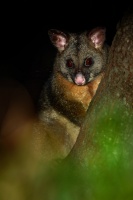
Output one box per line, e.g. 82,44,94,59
87,27,106,49
48,29,69,52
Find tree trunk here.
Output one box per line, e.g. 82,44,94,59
67,9,133,165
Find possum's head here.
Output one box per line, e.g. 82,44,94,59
48,27,109,86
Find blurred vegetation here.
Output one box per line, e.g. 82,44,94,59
0,100,133,200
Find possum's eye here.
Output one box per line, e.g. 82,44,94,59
84,57,93,67
66,59,74,68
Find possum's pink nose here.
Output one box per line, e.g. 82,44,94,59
74,73,85,86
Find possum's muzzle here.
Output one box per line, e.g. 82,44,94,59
74,73,86,86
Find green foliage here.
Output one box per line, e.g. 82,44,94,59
0,100,133,200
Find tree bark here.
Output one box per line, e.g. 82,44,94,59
67,9,133,165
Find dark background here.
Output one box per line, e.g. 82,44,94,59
0,1,132,102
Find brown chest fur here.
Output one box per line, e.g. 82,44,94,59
50,72,104,125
